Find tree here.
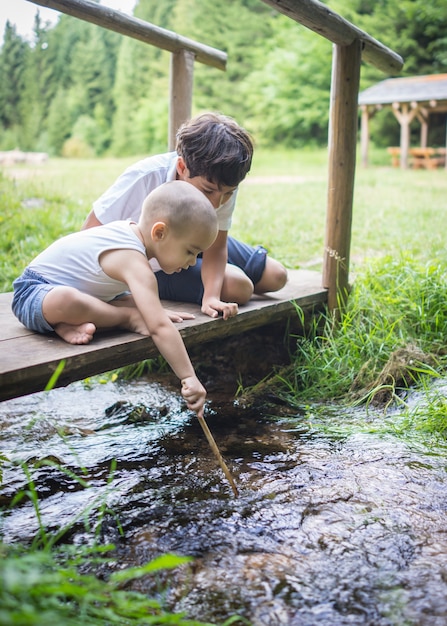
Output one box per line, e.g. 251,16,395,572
109,0,175,155
17,13,54,150
0,22,28,131
335,0,447,147
1,0,446,154
332,0,447,83
46,87,72,154
244,17,332,146
171,0,277,125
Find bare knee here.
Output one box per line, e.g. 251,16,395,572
42,285,87,323
234,276,255,304
254,258,288,294
221,265,254,305
44,285,83,309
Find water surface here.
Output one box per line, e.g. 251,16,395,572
1,377,446,625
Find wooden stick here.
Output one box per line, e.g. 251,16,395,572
197,414,238,497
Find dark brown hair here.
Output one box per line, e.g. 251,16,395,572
175,112,253,187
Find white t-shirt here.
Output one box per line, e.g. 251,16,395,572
93,152,236,232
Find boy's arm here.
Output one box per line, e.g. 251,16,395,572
102,250,206,416
201,230,238,320
82,210,102,229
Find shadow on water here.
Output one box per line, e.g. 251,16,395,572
1,376,447,625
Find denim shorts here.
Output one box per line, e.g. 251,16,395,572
156,235,267,305
12,267,55,333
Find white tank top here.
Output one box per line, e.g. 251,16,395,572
29,221,147,302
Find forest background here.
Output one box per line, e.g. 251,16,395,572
1,0,447,158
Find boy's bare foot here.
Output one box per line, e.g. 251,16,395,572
54,322,96,344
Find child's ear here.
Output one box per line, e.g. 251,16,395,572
151,221,167,242
176,156,188,179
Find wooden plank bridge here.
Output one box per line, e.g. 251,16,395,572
0,269,326,403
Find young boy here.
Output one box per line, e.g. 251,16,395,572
82,112,288,321
12,181,218,418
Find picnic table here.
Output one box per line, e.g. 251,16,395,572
387,146,446,169
409,147,446,169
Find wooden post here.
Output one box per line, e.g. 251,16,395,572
169,49,195,150
323,40,362,314
391,103,418,170
419,111,428,148
445,113,447,170
360,104,369,167
399,104,410,169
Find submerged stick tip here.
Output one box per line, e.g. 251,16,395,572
197,414,238,497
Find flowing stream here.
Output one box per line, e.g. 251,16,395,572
1,376,446,626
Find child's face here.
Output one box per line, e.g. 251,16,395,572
179,171,237,208
187,176,237,208
176,157,238,208
154,226,216,275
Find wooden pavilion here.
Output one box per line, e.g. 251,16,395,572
359,73,447,169
0,0,403,402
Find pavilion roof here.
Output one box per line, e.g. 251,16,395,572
359,73,447,106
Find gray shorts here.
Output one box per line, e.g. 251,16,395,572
12,267,55,334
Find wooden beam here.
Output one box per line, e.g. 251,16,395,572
25,0,227,71
169,50,195,151
259,0,403,74
323,40,362,312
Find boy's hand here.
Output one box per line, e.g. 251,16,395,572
165,308,195,323
181,376,207,418
201,297,238,320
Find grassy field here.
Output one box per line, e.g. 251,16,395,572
1,146,446,292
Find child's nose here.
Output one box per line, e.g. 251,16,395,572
208,191,225,208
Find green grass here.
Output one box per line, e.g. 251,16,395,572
267,251,447,446
2,146,447,289
0,540,240,626
281,252,447,401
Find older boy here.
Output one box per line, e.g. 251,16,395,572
12,181,218,417
82,112,287,321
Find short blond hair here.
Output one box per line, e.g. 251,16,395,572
139,180,217,238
